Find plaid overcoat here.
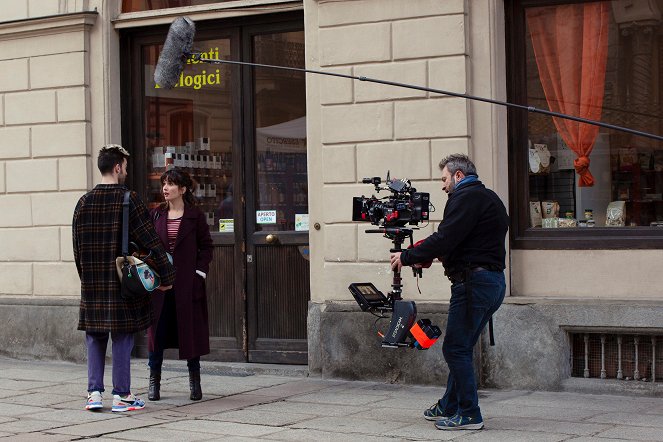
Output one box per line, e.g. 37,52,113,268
72,184,176,333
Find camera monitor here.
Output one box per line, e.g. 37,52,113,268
351,197,368,222
348,282,389,311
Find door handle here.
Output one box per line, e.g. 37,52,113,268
265,234,279,244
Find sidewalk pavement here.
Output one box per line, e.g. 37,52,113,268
0,357,661,441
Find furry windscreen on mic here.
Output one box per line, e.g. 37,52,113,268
154,17,196,89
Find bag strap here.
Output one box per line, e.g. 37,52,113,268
122,191,130,259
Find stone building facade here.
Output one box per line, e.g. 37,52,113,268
1,0,663,392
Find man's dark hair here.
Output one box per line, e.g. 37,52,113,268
98,144,130,175
439,153,477,177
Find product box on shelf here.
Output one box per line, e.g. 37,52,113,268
165,152,174,169
197,137,210,151
173,154,181,168
151,146,165,168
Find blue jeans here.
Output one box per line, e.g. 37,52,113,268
438,270,505,420
86,332,134,396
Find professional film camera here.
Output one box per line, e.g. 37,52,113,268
352,173,430,228
349,173,441,350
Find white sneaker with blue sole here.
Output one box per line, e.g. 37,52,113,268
112,393,145,412
85,391,103,411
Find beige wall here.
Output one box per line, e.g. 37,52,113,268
511,250,663,299
307,0,663,304
0,0,90,21
5,0,655,304
305,0,508,302
0,1,310,300
0,3,102,298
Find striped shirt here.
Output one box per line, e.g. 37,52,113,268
167,217,182,252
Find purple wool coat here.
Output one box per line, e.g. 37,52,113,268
148,204,213,360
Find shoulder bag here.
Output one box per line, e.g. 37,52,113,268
115,191,161,299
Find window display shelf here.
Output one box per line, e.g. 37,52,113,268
147,144,233,230
258,170,307,176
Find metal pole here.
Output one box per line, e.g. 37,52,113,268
634,336,640,381
195,55,663,143
600,334,607,379
617,336,623,380
584,334,590,378
652,336,656,384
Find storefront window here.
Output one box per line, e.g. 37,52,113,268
141,38,234,230
253,31,307,232
122,0,222,12
512,1,663,240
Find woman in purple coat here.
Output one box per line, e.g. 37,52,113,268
148,169,213,401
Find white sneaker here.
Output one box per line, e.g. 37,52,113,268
85,391,103,411
112,393,146,412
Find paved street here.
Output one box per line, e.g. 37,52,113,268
0,356,661,441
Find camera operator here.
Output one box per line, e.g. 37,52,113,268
390,153,508,431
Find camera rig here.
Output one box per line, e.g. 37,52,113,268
349,173,441,349
352,173,429,228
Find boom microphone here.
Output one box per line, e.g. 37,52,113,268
155,16,663,142
154,17,196,89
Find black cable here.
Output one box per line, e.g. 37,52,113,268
372,312,388,339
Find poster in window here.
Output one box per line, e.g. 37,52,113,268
295,214,309,231
556,134,575,170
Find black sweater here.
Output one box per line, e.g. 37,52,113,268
400,180,509,273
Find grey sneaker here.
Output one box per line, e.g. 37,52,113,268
85,391,103,411
435,414,484,430
423,402,450,421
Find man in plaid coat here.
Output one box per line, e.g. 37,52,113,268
72,145,176,412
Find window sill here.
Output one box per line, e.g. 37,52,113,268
113,0,302,28
512,227,663,249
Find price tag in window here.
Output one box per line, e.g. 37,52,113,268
256,210,277,224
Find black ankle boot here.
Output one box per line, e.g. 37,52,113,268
189,368,202,401
148,369,161,401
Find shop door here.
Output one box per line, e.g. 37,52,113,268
123,16,308,364
244,26,309,364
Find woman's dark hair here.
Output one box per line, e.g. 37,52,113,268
160,168,197,207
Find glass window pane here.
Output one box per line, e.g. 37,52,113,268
122,0,223,13
253,31,307,232
142,38,234,232
524,1,663,229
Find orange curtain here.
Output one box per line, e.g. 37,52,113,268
526,2,610,187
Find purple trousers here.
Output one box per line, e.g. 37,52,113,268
86,332,134,396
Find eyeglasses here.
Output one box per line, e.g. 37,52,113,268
101,144,130,157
